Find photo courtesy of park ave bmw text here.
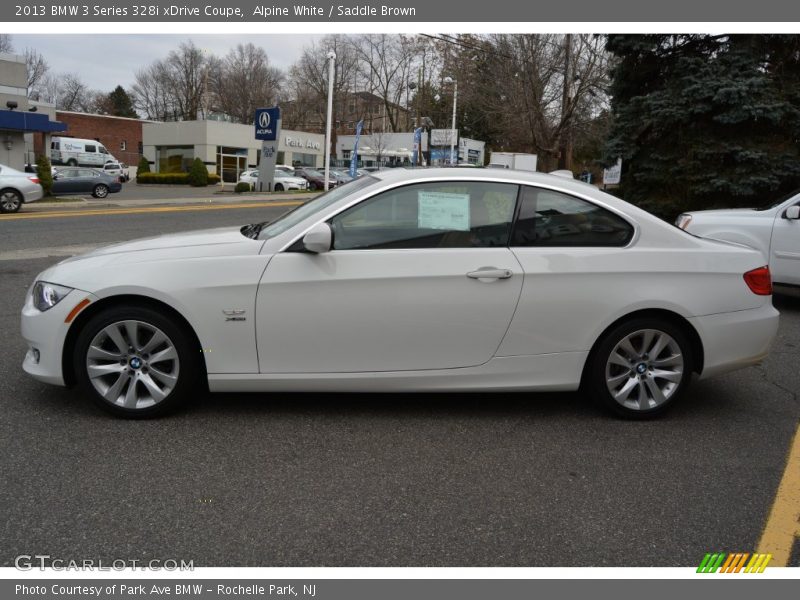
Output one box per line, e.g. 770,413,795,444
0,0,799,598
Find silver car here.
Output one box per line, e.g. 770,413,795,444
0,164,44,214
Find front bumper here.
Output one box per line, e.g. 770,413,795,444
690,302,780,379
21,289,97,386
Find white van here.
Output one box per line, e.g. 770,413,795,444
51,137,117,168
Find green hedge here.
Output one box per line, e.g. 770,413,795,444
136,172,221,185
234,182,252,193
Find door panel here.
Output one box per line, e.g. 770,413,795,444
256,248,523,373
771,208,800,285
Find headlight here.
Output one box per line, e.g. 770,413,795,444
675,214,693,230
32,281,73,312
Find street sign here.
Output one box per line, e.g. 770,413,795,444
254,107,280,141
431,128,457,146
603,158,622,186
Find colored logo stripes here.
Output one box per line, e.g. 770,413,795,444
697,552,772,573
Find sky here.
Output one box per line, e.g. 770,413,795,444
9,34,322,92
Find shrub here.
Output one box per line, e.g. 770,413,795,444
135,172,222,185
187,157,208,187
234,182,252,193
137,156,151,174
136,172,190,185
35,154,53,196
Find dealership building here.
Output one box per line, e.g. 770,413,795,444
142,120,326,182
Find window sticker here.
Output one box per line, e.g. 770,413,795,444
417,192,471,231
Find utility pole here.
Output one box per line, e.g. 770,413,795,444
324,50,336,191
559,33,573,171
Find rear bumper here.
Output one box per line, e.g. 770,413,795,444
690,303,779,379
24,185,43,203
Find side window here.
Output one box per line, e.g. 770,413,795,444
84,144,96,153
60,169,78,178
79,169,96,177
330,181,519,250
511,186,633,247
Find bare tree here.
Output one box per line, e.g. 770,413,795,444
132,40,208,121
208,43,284,124
0,34,13,54
284,35,361,154
56,74,93,111
351,34,417,132
24,48,49,98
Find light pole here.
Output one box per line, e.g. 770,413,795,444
324,50,336,191
444,76,457,166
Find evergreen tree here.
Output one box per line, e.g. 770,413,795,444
187,158,209,187
105,85,137,118
605,34,800,218
36,154,53,196
137,156,151,174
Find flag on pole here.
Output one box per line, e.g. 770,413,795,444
349,120,364,178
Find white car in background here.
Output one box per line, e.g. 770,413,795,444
0,163,43,213
273,171,308,191
238,170,259,186
237,170,309,191
21,169,778,419
677,190,800,286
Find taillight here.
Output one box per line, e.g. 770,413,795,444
28,176,40,184
743,266,772,295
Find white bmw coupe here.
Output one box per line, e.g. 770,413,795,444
21,169,779,418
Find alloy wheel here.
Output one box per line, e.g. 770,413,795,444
85,320,180,410
1,190,22,213
604,328,684,411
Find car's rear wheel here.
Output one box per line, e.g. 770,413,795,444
274,183,284,192
586,318,693,419
308,181,317,191
0,189,23,213
73,305,201,418
92,184,109,198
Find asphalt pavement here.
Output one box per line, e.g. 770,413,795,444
1,202,798,567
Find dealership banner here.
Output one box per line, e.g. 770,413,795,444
3,579,797,599
4,0,800,22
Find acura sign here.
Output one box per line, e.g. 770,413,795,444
255,106,282,192
255,107,280,141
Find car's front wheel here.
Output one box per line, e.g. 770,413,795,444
73,305,201,418
92,184,109,198
586,318,693,419
274,183,284,192
0,189,23,213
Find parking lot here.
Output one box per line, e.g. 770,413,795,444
1,202,798,567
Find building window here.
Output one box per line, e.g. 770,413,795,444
120,140,127,151
216,146,248,183
138,141,143,154
156,145,194,173
292,152,317,167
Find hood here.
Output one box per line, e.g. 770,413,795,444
687,208,757,218
85,226,253,256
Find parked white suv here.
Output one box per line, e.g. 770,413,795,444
677,190,800,286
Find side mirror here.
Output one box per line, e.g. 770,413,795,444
302,222,332,253
785,205,800,220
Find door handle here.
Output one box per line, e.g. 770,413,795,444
466,267,513,280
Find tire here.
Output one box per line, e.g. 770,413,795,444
309,181,317,191
274,183,284,192
67,159,78,166
73,304,202,418
0,189,23,214
584,317,694,419
92,184,109,198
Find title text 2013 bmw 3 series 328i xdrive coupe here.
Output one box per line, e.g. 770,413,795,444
20,169,779,419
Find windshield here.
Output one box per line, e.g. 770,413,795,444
755,188,800,211
251,176,378,240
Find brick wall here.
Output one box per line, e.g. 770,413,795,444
35,112,145,166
